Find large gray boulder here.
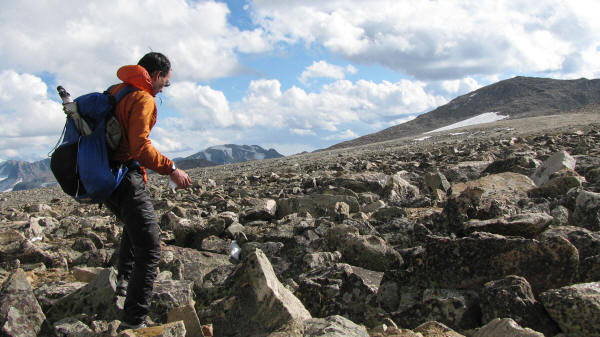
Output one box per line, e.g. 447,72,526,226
540,282,600,337
210,248,311,336
0,269,46,337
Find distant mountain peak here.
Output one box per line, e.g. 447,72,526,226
185,144,284,165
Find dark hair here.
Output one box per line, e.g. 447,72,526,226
137,52,171,77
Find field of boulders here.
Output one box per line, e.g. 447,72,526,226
1,113,599,337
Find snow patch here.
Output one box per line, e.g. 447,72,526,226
414,136,431,141
424,112,509,134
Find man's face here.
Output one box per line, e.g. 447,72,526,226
152,69,171,94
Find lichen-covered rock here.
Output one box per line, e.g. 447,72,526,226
540,282,600,337
0,269,46,337
571,190,600,231
304,315,369,337
386,232,578,294
389,288,481,331
463,213,553,238
159,245,232,292
53,317,93,336
528,168,585,198
45,267,121,324
240,198,277,223
297,263,383,325
482,155,540,176
327,225,403,272
424,171,451,194
209,249,311,337
480,275,559,336
277,194,360,219
444,172,536,233
150,279,195,323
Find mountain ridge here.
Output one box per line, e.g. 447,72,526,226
326,76,600,150
0,144,285,193
185,144,284,165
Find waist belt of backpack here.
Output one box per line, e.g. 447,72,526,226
125,160,141,172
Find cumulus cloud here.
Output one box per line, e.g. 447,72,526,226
425,77,482,97
324,129,359,140
250,0,600,79
158,77,445,154
166,81,234,128
0,0,271,93
0,70,65,160
299,60,358,84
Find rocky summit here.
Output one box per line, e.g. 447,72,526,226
0,112,599,337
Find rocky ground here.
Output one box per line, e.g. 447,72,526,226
1,112,599,337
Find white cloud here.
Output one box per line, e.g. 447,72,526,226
250,0,600,79
0,70,65,160
158,77,445,156
426,77,482,96
291,129,317,136
166,81,234,128
324,129,359,140
299,60,357,84
0,0,271,94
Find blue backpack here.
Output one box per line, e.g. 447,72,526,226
50,85,138,203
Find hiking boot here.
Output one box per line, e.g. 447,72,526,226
117,321,146,332
115,278,128,297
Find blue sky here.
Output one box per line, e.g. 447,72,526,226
1,0,599,161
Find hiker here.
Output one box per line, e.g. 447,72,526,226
104,52,191,330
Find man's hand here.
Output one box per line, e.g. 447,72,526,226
169,168,191,189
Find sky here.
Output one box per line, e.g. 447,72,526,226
1,0,600,162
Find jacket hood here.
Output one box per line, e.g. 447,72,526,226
116,65,155,96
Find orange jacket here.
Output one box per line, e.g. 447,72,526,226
109,65,174,180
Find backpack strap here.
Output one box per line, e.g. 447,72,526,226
105,84,140,104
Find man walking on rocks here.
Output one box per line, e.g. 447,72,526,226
104,52,191,330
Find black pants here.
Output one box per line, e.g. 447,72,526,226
105,168,161,325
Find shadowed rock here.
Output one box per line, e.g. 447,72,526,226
480,275,559,336
384,232,578,295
